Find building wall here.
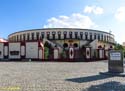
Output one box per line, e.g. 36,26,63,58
0,43,4,59
26,42,38,59
9,43,20,59
5,28,115,61
8,28,115,44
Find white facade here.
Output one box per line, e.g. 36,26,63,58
86,48,91,59
0,43,4,59
8,28,115,44
21,46,25,57
0,41,45,60
9,43,20,59
54,48,59,59
26,42,38,59
0,28,115,61
4,46,8,57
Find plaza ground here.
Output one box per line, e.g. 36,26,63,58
0,60,125,91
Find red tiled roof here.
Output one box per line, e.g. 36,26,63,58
0,38,7,42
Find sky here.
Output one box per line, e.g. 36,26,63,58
0,0,125,44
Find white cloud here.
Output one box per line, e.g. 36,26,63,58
115,6,125,22
84,6,93,13
93,7,104,15
43,13,97,29
84,6,104,15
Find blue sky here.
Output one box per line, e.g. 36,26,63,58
0,0,125,44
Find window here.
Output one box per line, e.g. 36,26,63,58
41,32,44,39
58,31,61,39
101,34,103,41
85,32,88,40
69,32,72,39
27,33,30,41
63,31,67,34
36,32,39,40
31,33,34,40
80,32,83,39
98,34,100,40
94,33,96,39
10,51,19,55
63,43,68,48
63,31,67,39
58,31,61,34
52,31,56,39
47,32,50,39
64,34,66,39
90,33,92,40
73,43,78,48
52,31,56,34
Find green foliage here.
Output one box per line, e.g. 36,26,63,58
44,47,49,59
114,43,125,57
114,43,125,51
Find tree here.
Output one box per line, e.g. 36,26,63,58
114,43,125,57
114,43,124,50
44,47,49,59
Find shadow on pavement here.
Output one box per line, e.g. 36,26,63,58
66,74,114,83
82,81,125,91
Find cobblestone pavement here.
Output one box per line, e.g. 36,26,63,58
0,61,125,91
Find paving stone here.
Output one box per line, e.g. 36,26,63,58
0,61,124,91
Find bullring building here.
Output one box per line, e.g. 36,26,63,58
0,28,115,61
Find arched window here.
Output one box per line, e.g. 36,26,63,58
94,33,96,39
80,32,83,39
98,45,102,48
63,43,68,48
31,33,34,40
47,32,50,39
69,31,72,39
73,43,78,48
58,31,61,39
52,31,56,40
36,32,39,40
98,34,100,40
101,34,103,41
63,31,67,39
90,33,92,40
41,32,44,39
27,33,30,41
85,32,88,40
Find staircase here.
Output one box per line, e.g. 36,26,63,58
43,38,63,53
